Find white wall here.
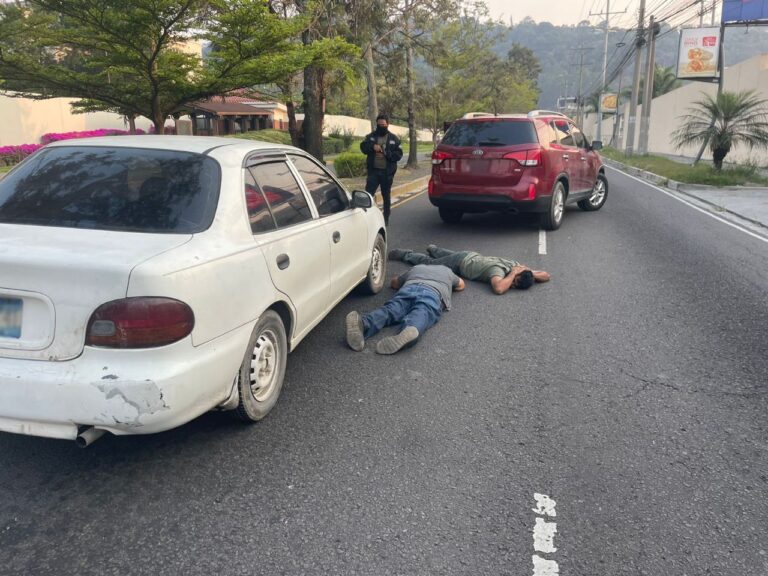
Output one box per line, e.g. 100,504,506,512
321,114,432,141
0,96,154,146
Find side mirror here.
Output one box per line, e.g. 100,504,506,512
352,190,372,210
591,140,603,151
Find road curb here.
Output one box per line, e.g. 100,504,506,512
603,158,768,232
376,175,430,210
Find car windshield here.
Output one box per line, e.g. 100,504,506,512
0,146,221,233
441,120,538,147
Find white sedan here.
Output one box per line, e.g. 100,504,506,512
0,136,386,445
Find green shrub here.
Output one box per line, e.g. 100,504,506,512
229,129,292,145
322,138,346,155
334,152,367,178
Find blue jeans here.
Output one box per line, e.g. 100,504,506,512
362,284,443,339
401,247,471,274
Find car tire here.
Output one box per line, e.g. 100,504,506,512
578,173,608,211
359,233,387,295
236,310,288,423
541,181,565,231
439,207,463,224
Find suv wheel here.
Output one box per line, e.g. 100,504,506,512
439,207,463,224
541,181,565,230
578,173,608,211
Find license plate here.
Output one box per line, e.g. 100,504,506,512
0,297,22,338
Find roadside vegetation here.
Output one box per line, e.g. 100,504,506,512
601,147,768,186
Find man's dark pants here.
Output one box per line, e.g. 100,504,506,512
365,169,393,224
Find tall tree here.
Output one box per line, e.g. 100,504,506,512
0,0,326,132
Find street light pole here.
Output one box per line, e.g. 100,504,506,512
625,0,646,156
591,1,626,142
639,16,657,155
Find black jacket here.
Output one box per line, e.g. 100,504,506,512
360,130,404,176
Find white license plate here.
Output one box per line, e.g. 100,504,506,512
0,297,22,338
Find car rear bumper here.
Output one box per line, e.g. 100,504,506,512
429,192,551,213
429,178,552,213
0,322,253,441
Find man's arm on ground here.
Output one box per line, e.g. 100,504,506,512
533,270,551,282
390,276,403,289
490,273,515,295
453,278,466,292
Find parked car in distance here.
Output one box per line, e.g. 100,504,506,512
428,110,608,230
0,136,387,446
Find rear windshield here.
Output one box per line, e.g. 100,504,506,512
441,120,538,147
0,146,221,233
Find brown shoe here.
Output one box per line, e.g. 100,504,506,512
345,311,365,351
375,326,419,355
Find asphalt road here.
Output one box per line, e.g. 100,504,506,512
1,167,767,576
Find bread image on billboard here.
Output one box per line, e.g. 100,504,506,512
685,47,716,74
678,28,720,79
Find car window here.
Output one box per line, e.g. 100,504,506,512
440,120,538,147
554,121,575,147
0,146,220,233
289,154,349,216
243,169,277,234
249,161,312,228
537,121,559,146
571,125,587,148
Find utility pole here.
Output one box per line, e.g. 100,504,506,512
591,1,627,142
625,0,646,156
638,16,657,155
574,46,592,126
711,0,717,25
700,0,705,26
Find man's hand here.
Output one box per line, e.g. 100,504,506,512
390,276,402,290
373,144,383,153
454,278,466,292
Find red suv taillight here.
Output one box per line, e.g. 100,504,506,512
503,148,542,167
431,150,455,165
86,297,195,348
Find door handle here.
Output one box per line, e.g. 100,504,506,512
332,231,341,243
276,254,290,270
562,154,570,160
580,156,587,161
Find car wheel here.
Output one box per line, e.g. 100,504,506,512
236,310,287,423
578,173,608,211
360,234,387,294
541,181,565,230
439,207,463,224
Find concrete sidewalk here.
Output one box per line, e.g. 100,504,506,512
603,158,768,232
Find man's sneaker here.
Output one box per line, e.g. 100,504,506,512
388,248,410,261
375,326,419,355
426,244,438,256
345,311,365,351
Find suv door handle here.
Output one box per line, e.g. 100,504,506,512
332,231,341,243
562,154,570,160
580,156,587,161
276,254,290,270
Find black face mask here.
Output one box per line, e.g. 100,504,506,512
376,126,388,136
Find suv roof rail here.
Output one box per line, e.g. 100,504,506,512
528,110,568,118
461,112,495,119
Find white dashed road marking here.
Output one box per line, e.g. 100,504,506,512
532,493,559,575
538,229,547,255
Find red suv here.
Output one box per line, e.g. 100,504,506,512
428,111,608,230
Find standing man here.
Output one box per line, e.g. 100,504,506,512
345,264,464,355
360,113,403,225
388,245,550,295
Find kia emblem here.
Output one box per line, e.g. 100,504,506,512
472,149,484,156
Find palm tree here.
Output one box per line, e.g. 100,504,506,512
672,90,768,170
652,66,680,99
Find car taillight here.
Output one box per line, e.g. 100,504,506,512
86,297,195,348
431,150,454,165
503,148,542,167
428,177,434,195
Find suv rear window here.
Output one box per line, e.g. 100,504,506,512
441,120,538,147
0,146,221,233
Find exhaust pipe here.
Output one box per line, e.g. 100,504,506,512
76,427,106,448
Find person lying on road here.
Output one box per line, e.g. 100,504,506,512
388,245,550,295
345,264,465,355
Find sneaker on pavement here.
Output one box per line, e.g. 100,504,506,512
375,326,419,355
388,248,410,261
345,311,365,351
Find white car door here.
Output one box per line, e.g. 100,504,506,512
245,158,331,338
287,154,369,301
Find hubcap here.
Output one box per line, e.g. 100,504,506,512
250,330,279,401
370,244,383,285
589,179,606,206
553,188,564,223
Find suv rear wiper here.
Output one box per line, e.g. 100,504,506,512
476,141,505,147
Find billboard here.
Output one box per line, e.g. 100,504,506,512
599,93,618,114
722,0,768,23
676,27,721,80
